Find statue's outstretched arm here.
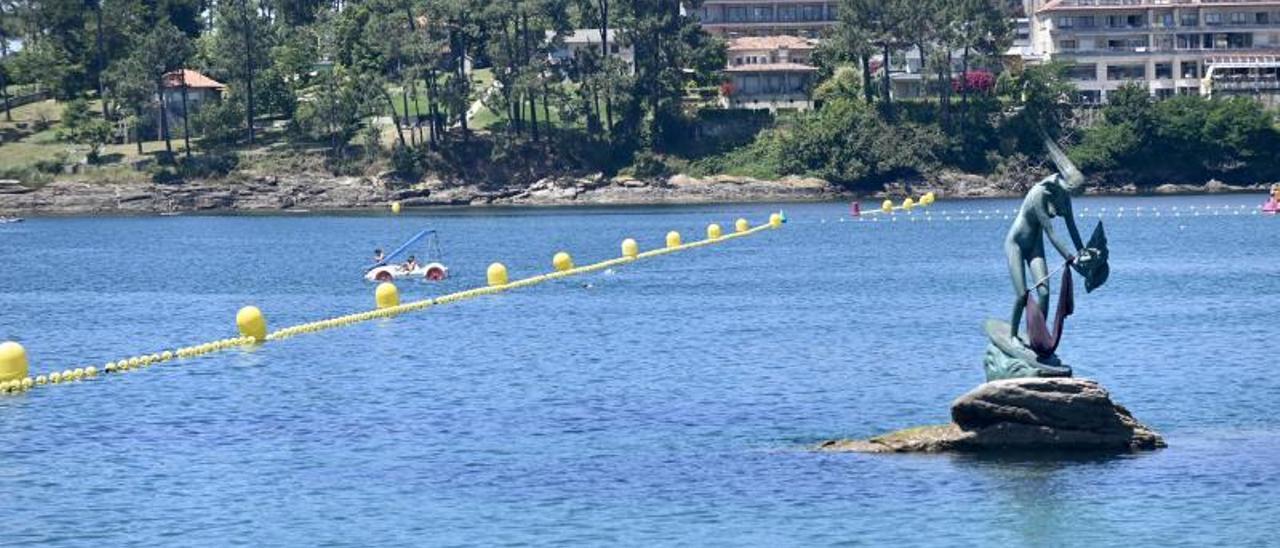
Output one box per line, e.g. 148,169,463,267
1039,206,1077,262
1060,198,1085,252
1044,137,1084,191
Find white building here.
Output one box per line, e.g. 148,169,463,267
696,1,838,38
546,29,635,74
1027,0,1280,103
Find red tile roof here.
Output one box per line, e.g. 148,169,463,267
162,69,227,90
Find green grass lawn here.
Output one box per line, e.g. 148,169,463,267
390,68,495,118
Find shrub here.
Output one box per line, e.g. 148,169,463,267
192,98,246,147
774,98,943,185
627,151,672,179
57,99,113,163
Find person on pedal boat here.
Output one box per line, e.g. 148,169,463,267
402,255,420,272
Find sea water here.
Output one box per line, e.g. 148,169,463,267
1,195,1277,546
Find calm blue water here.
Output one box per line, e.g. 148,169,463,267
1,195,1278,546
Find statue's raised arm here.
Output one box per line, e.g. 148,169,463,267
1044,136,1084,192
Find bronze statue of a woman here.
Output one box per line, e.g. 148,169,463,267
1004,138,1089,339
984,138,1108,381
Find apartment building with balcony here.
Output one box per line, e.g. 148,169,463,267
696,1,838,38
1027,0,1280,102
721,35,820,110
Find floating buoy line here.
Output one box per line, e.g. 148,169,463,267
809,202,1271,225
0,213,786,397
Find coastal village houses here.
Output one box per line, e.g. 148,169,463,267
546,29,636,75
692,0,1280,113
1026,0,1280,105
722,35,819,110
159,69,226,122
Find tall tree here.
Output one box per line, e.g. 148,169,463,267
949,0,1012,121
111,19,191,156
625,0,722,150
838,0,911,118
207,0,273,144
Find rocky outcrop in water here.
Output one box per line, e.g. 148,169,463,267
819,378,1165,453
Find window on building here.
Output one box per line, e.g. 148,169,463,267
1155,88,1174,99
1066,63,1097,81
1056,16,1074,29
1077,16,1096,29
1181,13,1198,27
1156,35,1174,50
1181,61,1199,79
779,6,796,22
1059,39,1078,50
1155,63,1173,79
1079,90,1102,104
1205,13,1222,26
1230,12,1247,25
751,7,773,22
1128,15,1145,28
1159,13,1174,28
1106,64,1146,81
1257,12,1270,25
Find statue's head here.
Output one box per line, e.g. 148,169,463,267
1040,175,1072,218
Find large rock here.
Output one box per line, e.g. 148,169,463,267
819,378,1164,453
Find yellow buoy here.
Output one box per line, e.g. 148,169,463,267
0,341,30,383
20,377,33,390
391,201,402,214
922,192,936,206
665,231,682,249
621,238,639,258
49,371,62,384
735,218,750,233
707,223,723,240
769,213,782,228
35,375,47,385
882,199,894,214
236,306,268,342
553,252,574,272
487,262,509,287
376,282,400,309
85,366,97,377
902,197,915,211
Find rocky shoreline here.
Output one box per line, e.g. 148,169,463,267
0,171,1270,216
